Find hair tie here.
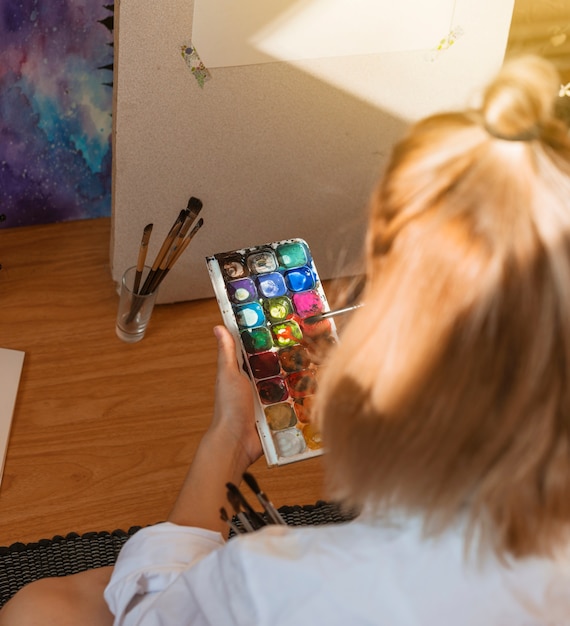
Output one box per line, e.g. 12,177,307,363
484,123,540,142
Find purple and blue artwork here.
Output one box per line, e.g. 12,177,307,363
0,1,114,228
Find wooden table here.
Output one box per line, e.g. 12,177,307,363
0,218,325,545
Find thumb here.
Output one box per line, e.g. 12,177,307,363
214,325,240,373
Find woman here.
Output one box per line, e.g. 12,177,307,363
3,54,570,625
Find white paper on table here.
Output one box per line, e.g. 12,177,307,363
0,348,25,486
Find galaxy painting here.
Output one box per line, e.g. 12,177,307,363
0,1,113,228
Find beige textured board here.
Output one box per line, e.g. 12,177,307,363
111,0,515,303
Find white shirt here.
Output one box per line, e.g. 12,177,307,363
104,516,570,626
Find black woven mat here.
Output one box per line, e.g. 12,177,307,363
0,501,353,607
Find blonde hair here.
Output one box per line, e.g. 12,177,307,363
315,56,570,558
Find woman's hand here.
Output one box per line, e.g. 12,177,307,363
207,325,263,468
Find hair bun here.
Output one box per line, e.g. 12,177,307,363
482,55,560,141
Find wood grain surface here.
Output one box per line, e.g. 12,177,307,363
0,218,325,545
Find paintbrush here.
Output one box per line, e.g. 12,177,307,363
167,217,203,268
185,196,203,224
133,223,153,295
165,196,202,258
138,209,187,296
226,488,255,532
304,303,364,325
144,197,203,294
242,472,286,525
220,507,244,535
125,198,204,323
147,217,204,294
226,482,266,529
164,197,203,269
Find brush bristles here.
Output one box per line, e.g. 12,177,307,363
187,196,203,211
242,472,260,494
226,488,243,514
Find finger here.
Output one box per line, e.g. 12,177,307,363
214,325,241,373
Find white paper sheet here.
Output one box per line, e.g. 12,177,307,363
0,348,25,486
192,0,455,68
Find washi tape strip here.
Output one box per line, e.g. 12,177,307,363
424,25,464,62
180,41,212,88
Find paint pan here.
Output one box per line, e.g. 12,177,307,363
206,238,338,466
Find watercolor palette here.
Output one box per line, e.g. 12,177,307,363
206,239,338,466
